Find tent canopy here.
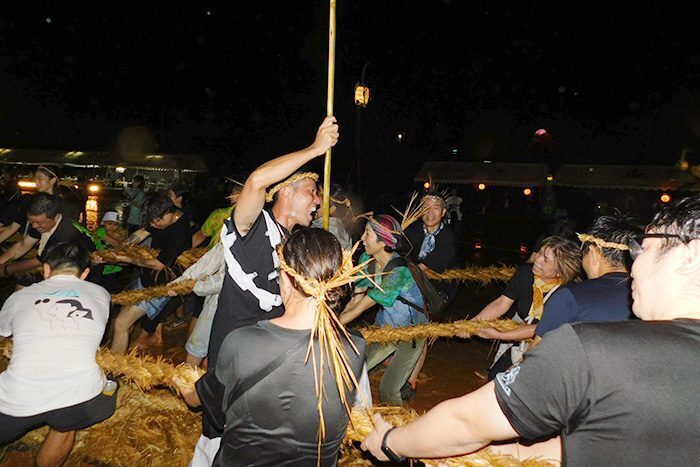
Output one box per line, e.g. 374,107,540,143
415,161,700,191
0,148,208,172
415,161,549,187
554,164,699,191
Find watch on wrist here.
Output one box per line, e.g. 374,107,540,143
381,427,406,463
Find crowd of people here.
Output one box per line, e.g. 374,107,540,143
0,116,698,466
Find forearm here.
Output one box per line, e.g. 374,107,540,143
472,298,510,321
249,145,323,191
191,230,208,248
0,240,34,264
496,324,537,341
339,294,375,325
0,223,20,244
389,397,492,458
6,258,41,275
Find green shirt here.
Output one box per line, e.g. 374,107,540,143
92,227,122,275
201,206,233,249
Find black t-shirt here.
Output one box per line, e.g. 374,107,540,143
404,222,457,273
0,193,29,226
536,272,632,337
26,215,96,263
208,209,288,368
141,212,191,287
198,320,366,467
502,264,535,320
494,319,700,466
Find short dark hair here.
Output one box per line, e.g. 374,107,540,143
28,193,61,218
43,241,91,273
581,211,643,268
141,192,177,225
647,194,700,253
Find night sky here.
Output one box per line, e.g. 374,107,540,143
1,2,699,187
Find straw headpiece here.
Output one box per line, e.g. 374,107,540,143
577,233,630,251
265,172,319,203
277,242,375,457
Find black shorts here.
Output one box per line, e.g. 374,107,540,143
0,382,118,445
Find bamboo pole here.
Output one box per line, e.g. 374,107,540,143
322,0,337,230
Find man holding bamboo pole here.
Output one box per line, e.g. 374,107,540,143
361,194,700,466
187,117,338,466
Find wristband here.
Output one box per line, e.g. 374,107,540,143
381,427,406,463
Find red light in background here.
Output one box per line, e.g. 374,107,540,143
534,128,548,136
474,242,482,250
660,193,671,203
520,244,528,254
523,188,532,196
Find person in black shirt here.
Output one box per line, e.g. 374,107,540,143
403,192,458,397
533,212,641,344
0,166,61,245
185,116,337,463
468,236,581,380
107,193,191,354
175,228,365,466
361,194,700,466
0,193,94,285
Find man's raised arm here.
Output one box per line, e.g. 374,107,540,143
233,116,339,236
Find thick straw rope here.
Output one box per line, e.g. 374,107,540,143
106,265,514,305
111,279,197,306
424,265,516,283
359,319,524,344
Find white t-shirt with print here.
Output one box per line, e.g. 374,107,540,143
0,274,110,416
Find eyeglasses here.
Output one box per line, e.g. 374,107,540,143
628,233,682,260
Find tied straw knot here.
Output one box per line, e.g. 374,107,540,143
577,233,630,251
265,172,319,203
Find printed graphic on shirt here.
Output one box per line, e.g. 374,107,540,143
34,296,94,332
496,364,521,396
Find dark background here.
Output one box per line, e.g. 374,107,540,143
1,2,700,194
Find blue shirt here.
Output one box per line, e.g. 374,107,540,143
536,272,633,337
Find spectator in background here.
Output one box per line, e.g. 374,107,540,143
124,175,146,233
311,184,352,250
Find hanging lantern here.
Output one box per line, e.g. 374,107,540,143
477,183,486,191
423,181,431,190
354,85,371,107
660,193,671,204
523,188,532,196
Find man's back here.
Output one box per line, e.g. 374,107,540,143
0,275,110,416
537,272,632,337
495,319,700,466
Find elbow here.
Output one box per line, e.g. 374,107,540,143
246,170,267,192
